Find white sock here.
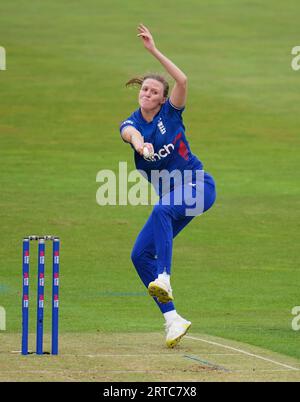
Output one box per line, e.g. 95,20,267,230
163,310,178,324
158,272,170,287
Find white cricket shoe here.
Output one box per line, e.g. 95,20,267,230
165,316,191,348
148,278,173,304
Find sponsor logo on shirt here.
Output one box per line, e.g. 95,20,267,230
143,132,189,162
143,143,175,162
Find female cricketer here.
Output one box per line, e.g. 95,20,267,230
120,24,216,347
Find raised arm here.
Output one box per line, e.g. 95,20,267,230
137,24,187,109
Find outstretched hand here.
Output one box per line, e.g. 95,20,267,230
137,24,156,52
135,142,154,157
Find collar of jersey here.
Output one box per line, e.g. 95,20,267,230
138,107,161,124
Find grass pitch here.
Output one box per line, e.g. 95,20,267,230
1,332,300,382
0,0,300,381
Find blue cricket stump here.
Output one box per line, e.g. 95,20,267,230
36,238,45,355
22,238,30,355
52,238,60,355
21,235,60,355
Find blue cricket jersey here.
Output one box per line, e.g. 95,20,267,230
120,98,203,196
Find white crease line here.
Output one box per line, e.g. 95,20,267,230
10,352,180,357
66,353,181,358
64,353,240,358
186,336,300,371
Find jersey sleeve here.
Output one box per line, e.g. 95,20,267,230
119,115,139,146
163,98,185,120
119,117,139,135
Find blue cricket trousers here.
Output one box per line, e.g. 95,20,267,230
131,171,216,314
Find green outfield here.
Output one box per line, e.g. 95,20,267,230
0,0,300,381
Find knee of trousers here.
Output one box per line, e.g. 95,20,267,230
131,248,156,273
131,248,141,267
131,248,150,268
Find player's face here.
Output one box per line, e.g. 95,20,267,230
139,79,166,111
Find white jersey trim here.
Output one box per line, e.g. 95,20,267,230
169,99,185,111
